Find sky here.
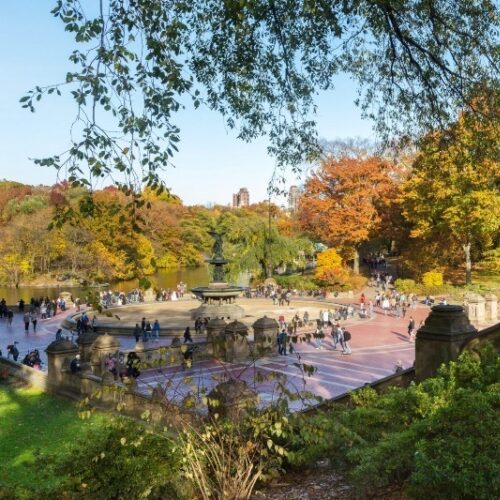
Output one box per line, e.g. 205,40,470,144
0,1,374,206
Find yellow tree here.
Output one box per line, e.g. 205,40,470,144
402,106,500,284
314,248,349,287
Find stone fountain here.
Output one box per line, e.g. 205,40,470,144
191,231,245,320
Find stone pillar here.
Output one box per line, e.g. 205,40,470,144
484,293,498,322
224,321,250,363
252,316,279,356
463,292,486,324
77,331,98,372
415,305,477,382
208,378,257,421
45,339,79,388
206,318,227,358
90,333,121,376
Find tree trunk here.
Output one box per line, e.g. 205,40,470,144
463,242,472,285
353,248,360,275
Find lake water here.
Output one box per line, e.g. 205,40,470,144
0,267,211,305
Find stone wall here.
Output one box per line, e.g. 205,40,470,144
0,357,49,390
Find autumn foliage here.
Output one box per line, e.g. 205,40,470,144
299,156,395,273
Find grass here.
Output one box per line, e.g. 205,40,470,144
0,382,108,498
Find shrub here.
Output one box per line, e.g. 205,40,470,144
421,270,444,287
394,278,418,294
282,347,500,498
48,417,189,499
275,274,317,291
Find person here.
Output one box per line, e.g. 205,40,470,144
23,312,30,333
70,354,82,373
6,309,13,326
331,323,341,350
7,342,19,361
183,327,192,343
278,329,287,355
152,319,160,341
171,335,181,346
126,352,141,378
194,317,202,334
314,322,324,349
31,312,38,332
18,299,25,313
133,323,141,342
182,343,197,369
394,360,404,373
104,353,117,377
145,321,152,340
302,310,309,326
55,328,63,341
408,316,415,339
382,296,390,315
342,328,352,355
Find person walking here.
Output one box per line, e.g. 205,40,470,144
278,329,287,355
408,316,416,341
152,319,160,341
23,312,30,333
331,324,340,350
133,323,141,342
183,327,193,343
314,322,324,349
342,328,352,355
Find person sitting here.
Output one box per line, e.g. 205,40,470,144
70,354,82,373
182,344,197,369
126,352,141,378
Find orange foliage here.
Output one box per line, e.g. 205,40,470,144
299,156,395,253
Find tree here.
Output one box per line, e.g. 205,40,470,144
401,107,500,284
299,156,394,273
23,1,498,212
314,248,349,288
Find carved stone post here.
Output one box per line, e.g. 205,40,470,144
90,333,121,376
252,316,279,356
415,305,477,382
206,318,227,358
45,339,79,388
464,292,486,324
224,321,250,363
484,293,498,322
208,378,257,421
77,331,98,372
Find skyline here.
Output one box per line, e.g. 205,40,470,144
0,2,374,206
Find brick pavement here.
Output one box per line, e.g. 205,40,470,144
0,300,431,410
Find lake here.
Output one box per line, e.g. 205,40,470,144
0,267,211,305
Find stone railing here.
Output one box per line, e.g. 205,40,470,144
0,357,48,390
462,321,500,353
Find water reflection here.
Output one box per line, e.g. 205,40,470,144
0,267,210,305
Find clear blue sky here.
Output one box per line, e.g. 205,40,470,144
0,1,374,206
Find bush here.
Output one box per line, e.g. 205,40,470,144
421,271,444,287
282,347,500,498
48,417,189,499
394,278,418,294
275,274,317,291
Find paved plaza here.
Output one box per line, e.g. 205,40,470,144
0,295,431,409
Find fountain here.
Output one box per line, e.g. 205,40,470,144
191,231,245,320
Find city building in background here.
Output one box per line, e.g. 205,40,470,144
232,187,250,208
288,185,299,212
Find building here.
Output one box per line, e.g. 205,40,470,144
232,187,250,208
288,185,299,212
